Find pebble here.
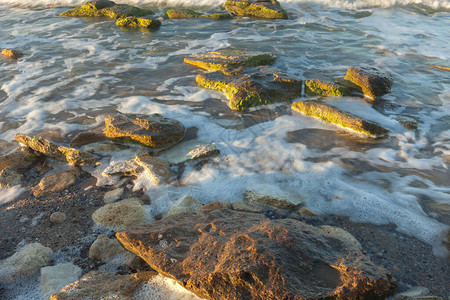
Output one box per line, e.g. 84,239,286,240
50,212,67,224
103,188,124,204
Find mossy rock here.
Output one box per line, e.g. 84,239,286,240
344,66,393,100
196,67,302,111
185,49,276,74
165,8,232,20
292,100,389,137
60,0,154,19
203,12,233,20
116,16,161,29
305,79,350,97
224,0,288,19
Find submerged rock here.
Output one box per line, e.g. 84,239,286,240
292,100,389,137
103,114,185,149
1,48,23,59
135,153,173,184
116,209,397,300
69,131,105,147
0,167,22,187
15,133,95,165
32,170,78,197
0,147,39,172
160,139,220,164
116,16,161,29
166,8,232,20
41,263,82,298
184,49,276,74
196,67,302,111
344,66,393,99
244,190,303,210
305,79,350,96
92,198,148,231
60,0,153,19
396,115,418,130
224,0,288,19
51,270,156,300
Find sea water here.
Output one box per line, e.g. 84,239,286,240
0,0,449,298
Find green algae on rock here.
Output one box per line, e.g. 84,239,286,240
1,48,23,59
60,0,153,19
116,16,161,29
196,67,302,111
344,66,393,100
305,79,350,96
225,0,288,19
292,100,389,137
185,49,276,74
165,8,232,20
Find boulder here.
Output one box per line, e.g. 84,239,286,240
135,153,173,184
160,139,220,164
103,188,124,204
15,133,95,165
305,79,350,96
89,234,144,268
196,67,302,111
60,0,153,19
102,160,142,176
50,212,67,224
92,198,148,231
344,67,393,99
0,167,22,187
0,147,39,172
0,243,53,281
244,190,303,210
184,49,275,74
51,270,156,300
165,9,232,20
103,114,185,149
165,195,203,216
116,209,397,300
292,100,389,137
41,263,82,298
116,16,161,29
1,48,23,59
32,170,78,197
224,0,288,19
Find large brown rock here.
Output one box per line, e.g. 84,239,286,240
116,209,397,300
224,0,288,19
344,67,393,99
103,114,185,149
32,170,78,197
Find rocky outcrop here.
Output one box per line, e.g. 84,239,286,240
60,0,153,19
32,170,78,197
1,48,23,59
116,209,396,300
116,16,161,29
0,167,22,187
135,153,173,184
292,100,389,137
344,67,393,99
166,9,232,20
224,0,288,19
103,114,185,149
196,67,302,110
41,263,82,298
305,79,350,96
161,139,220,164
51,270,156,300
15,133,95,165
185,49,275,74
92,198,148,231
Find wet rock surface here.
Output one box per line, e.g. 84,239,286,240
41,263,82,298
32,170,79,197
60,0,153,19
135,153,173,184
224,0,288,19
92,198,148,231
117,208,397,300
0,167,22,187
344,66,393,99
1,48,23,59
305,79,350,96
160,139,220,164
166,9,232,20
116,16,161,29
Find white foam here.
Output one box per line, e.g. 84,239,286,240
134,274,204,300
0,186,26,206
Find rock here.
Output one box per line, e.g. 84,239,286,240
116,16,161,29
116,209,397,300
69,132,105,147
197,67,302,111
319,225,363,251
394,286,443,300
50,270,156,300
102,160,142,176
297,207,319,217
166,196,203,216
15,133,95,165
224,0,288,19
50,212,67,224
344,66,393,99
432,65,450,71
103,114,185,149
184,49,276,74
135,153,173,184
0,147,39,172
60,0,153,19
231,200,264,213
92,198,148,231
0,167,22,187
244,190,302,210
292,100,389,137
1,48,23,59
41,263,82,298
165,9,232,20
89,234,144,268
83,141,129,153
396,115,418,130
32,170,78,197
0,243,53,281
199,201,231,211
305,79,350,96
160,139,220,164
333,76,364,94
103,188,124,204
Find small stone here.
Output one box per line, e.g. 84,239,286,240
344,66,393,99
50,212,67,224
1,48,23,59
103,188,124,204
396,115,418,130
231,201,263,213
92,198,147,231
32,170,78,197
102,160,142,176
0,167,22,187
244,190,303,210
135,153,173,184
166,196,203,217
41,263,82,298
199,201,231,211
160,139,220,164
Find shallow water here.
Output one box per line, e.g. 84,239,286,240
0,0,449,296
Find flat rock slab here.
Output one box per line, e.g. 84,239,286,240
344,66,393,99
185,49,276,74
224,0,288,19
116,16,161,29
103,114,185,149
166,9,232,20
60,0,153,19
92,198,148,231
135,153,173,184
292,100,389,137
160,139,220,164
196,67,302,111
305,79,350,96
15,133,95,165
116,209,396,300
